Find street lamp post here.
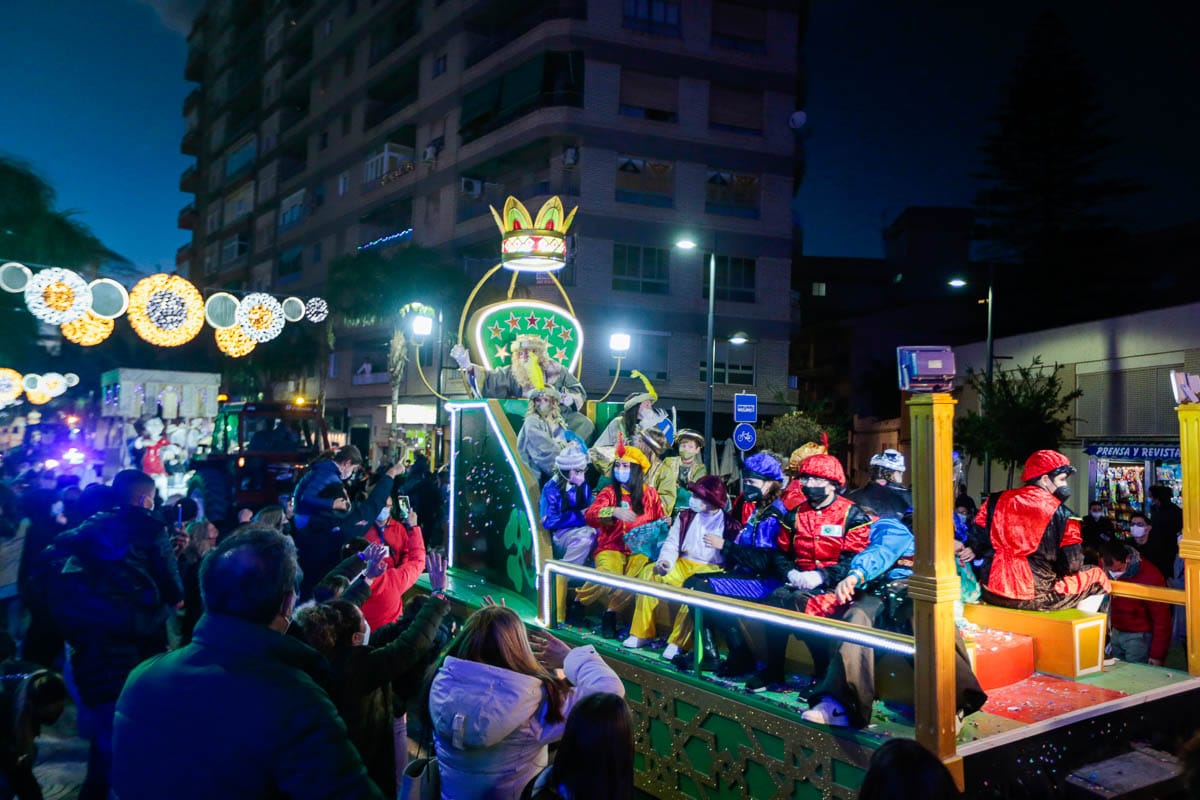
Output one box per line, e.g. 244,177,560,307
676,238,716,473
410,306,447,469
949,263,997,492
599,333,631,402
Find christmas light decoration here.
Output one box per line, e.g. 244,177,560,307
0,262,32,293
61,310,115,346
236,293,285,342
24,267,92,324
0,368,22,405
305,297,329,323
128,274,205,347
25,388,51,405
88,278,130,319
40,373,68,397
204,292,240,329
281,296,306,322
489,196,576,272
468,300,584,372
215,325,257,357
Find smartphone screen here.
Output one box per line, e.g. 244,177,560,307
397,495,412,517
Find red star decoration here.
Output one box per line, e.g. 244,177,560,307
541,315,558,334
488,322,504,339
558,328,574,343
553,346,568,363
525,311,540,329
505,313,522,331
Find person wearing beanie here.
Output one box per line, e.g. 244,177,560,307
623,476,740,664
746,453,873,692
639,427,680,516
516,385,567,484
540,440,598,567
672,430,708,510
970,449,1110,611
576,438,667,639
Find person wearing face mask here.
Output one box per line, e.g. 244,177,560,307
672,430,708,511
1080,501,1118,562
1137,492,1181,581
638,427,680,516
540,440,598,567
517,385,569,484
591,374,670,472
624,476,738,663
1097,540,1170,666
847,449,913,523
575,439,667,639
359,494,428,631
974,450,1110,612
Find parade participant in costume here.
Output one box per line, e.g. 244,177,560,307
800,517,987,729
748,453,873,691
516,384,567,484
973,450,1110,611
672,430,707,511
686,452,790,675
540,439,598,566
781,435,830,510
848,449,913,522
575,439,667,639
450,334,593,441
591,372,670,471
638,427,680,517
136,418,170,500
623,476,737,662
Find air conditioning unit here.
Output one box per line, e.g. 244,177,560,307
460,177,484,198
562,145,579,168
422,144,440,163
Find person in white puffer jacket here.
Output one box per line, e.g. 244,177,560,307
424,605,624,800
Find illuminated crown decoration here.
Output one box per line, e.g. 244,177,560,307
489,196,577,272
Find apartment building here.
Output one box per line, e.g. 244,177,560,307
178,0,806,457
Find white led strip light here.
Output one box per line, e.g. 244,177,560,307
445,400,542,588
540,561,917,655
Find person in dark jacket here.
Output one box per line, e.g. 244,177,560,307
50,469,182,800
397,452,443,534
847,449,912,523
112,526,385,800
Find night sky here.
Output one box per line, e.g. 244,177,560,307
0,1,1195,268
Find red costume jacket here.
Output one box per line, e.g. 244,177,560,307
584,484,666,555
774,494,872,580
361,519,426,629
975,486,1089,601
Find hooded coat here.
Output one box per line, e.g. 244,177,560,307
428,645,623,800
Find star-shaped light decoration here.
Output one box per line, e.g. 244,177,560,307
524,311,540,329
488,322,504,339
559,327,574,343
505,313,522,331
494,344,510,362
468,300,583,373
553,346,568,363
541,315,558,335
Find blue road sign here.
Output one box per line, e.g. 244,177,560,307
733,422,757,451
733,393,758,423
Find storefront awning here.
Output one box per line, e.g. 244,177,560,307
1084,443,1180,460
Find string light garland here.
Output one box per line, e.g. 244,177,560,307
215,326,257,357
61,310,115,346
236,293,285,342
304,297,329,323
128,274,205,347
24,267,92,324
0,368,23,405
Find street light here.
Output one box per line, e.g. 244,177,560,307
728,331,750,346
948,265,996,491
676,236,716,473
407,303,449,469
599,332,631,402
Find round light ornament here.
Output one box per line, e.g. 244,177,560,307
25,267,92,324
64,373,79,387
281,296,306,323
215,326,257,357
41,372,68,398
0,368,23,404
21,374,41,393
88,278,130,319
62,311,115,346
25,389,51,406
128,274,205,347
0,262,33,293
204,292,240,329
304,297,329,323
236,293,285,342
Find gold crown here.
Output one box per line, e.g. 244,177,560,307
489,196,578,272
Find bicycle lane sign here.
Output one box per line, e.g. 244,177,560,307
733,422,756,451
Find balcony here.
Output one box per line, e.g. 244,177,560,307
368,5,419,68
459,51,584,145
460,89,582,145
278,155,308,184
179,165,198,192
181,128,199,155
178,203,197,230
185,48,205,81
176,243,192,267
362,142,416,191
456,177,579,224
363,60,419,131
183,88,202,113
280,102,309,131
464,0,586,68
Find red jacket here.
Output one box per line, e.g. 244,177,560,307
1110,553,1171,662
776,494,872,572
361,519,426,630
976,486,1086,601
584,484,666,555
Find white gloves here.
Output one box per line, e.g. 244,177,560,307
787,570,823,591
449,344,472,371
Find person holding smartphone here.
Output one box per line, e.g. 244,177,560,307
360,494,427,631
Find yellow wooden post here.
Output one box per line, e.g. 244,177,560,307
906,393,963,785
1178,404,1200,676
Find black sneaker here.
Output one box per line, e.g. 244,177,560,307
716,649,757,678
671,651,721,673
565,600,587,627
744,670,782,693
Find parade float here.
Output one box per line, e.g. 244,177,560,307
406,194,1200,798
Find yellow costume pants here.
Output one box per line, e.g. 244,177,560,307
630,559,723,648
574,550,649,612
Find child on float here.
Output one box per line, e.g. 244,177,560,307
672,429,707,511
575,438,667,639
681,452,791,675
539,438,598,567
638,427,680,517
622,476,740,663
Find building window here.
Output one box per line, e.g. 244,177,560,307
611,331,670,381
344,51,355,77
612,243,670,294
709,85,764,134
221,233,250,265
701,342,755,385
337,171,350,196
203,242,220,275
614,156,673,208
206,208,222,234
618,70,678,123
432,52,447,77
278,245,303,278
711,2,767,53
318,130,329,151
704,169,760,218
224,135,257,179
255,213,274,253
278,189,307,231
812,281,826,297
312,241,323,263
622,0,681,36
265,19,283,59
223,183,255,224
702,253,756,303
